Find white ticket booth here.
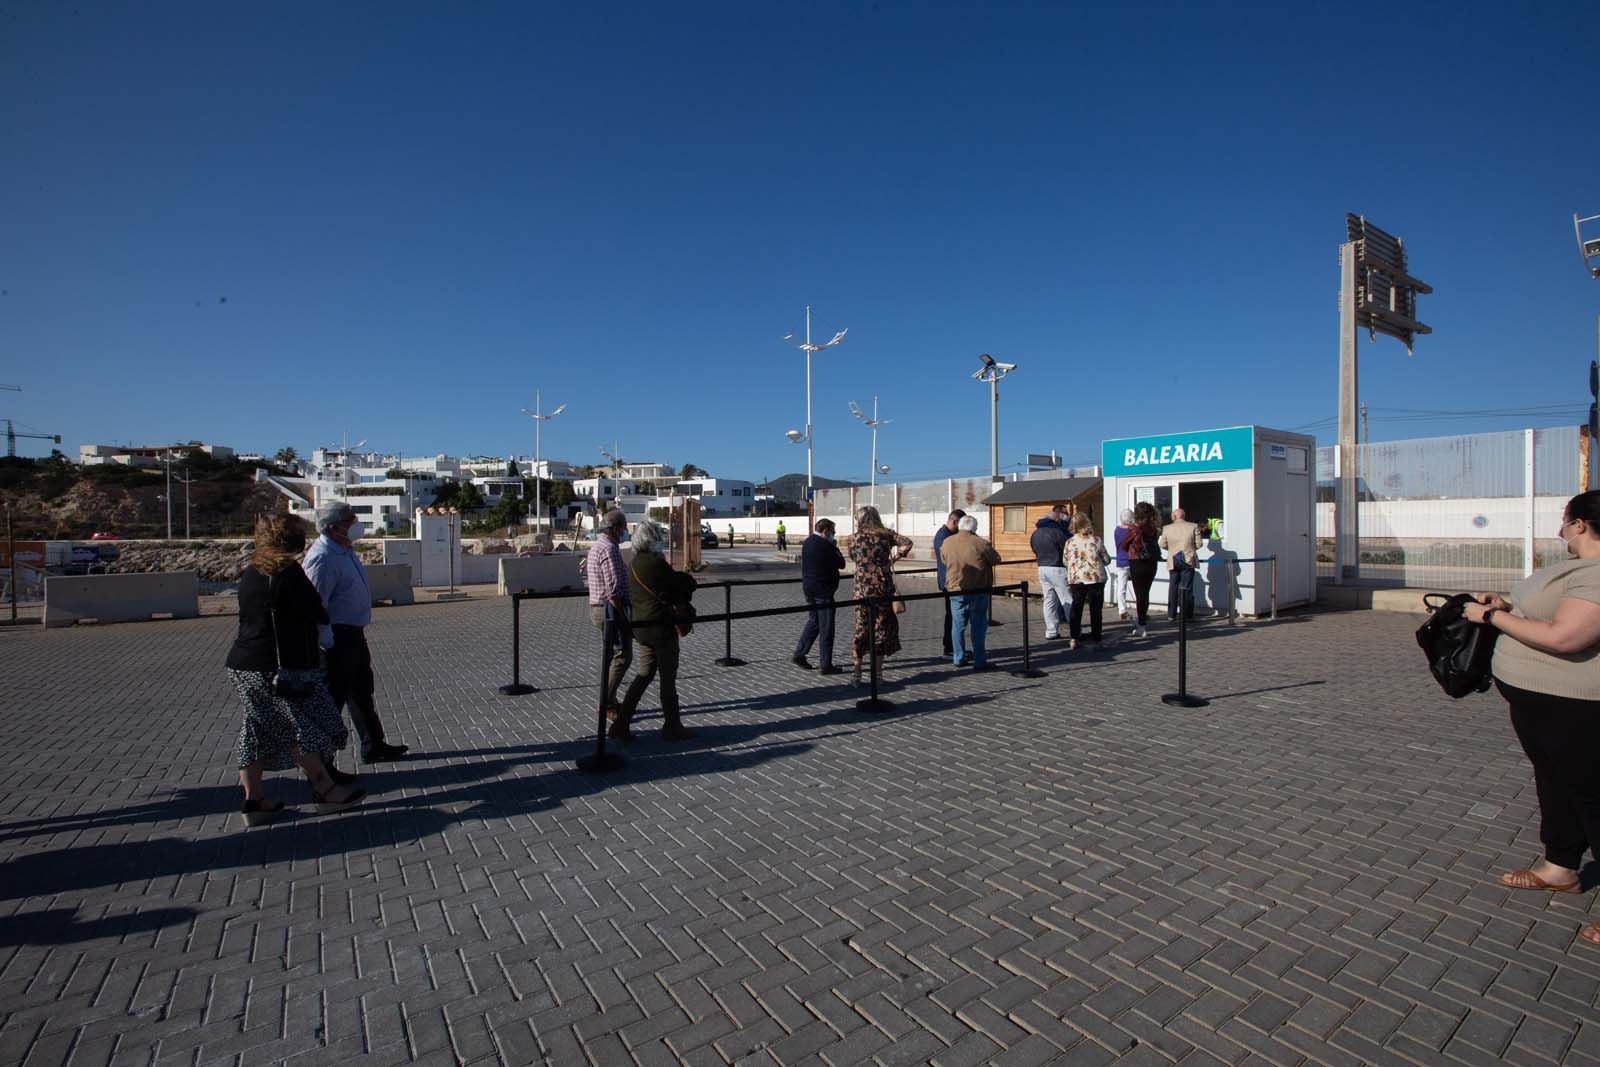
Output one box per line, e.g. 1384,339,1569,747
1100,425,1317,616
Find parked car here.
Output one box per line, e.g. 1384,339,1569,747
89,532,120,541
700,523,719,549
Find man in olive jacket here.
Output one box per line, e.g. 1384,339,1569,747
940,515,1002,669
614,521,698,742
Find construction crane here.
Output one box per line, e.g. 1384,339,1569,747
4,420,61,457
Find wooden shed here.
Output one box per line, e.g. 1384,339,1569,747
982,477,1103,588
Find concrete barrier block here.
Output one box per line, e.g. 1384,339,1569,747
461,554,501,585
44,572,200,628
498,554,584,596
365,564,415,606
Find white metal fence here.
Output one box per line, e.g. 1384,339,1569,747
1317,426,1591,591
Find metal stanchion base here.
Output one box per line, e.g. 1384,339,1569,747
497,683,537,695
714,657,748,667
1012,668,1046,679
855,697,895,713
575,750,627,773
1161,693,1210,708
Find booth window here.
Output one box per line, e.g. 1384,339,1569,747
1178,481,1224,538
1003,506,1025,533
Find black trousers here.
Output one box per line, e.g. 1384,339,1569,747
1166,561,1196,620
1501,680,1600,870
1069,582,1105,641
795,593,837,668
1127,560,1158,625
327,625,388,755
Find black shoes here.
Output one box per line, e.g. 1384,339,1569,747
363,743,409,763
791,655,814,670
818,665,844,676
240,797,287,827
327,765,360,786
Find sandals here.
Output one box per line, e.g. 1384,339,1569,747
1499,868,1581,893
311,783,366,813
240,797,287,827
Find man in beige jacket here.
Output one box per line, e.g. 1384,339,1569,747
1159,507,1204,621
940,515,1002,669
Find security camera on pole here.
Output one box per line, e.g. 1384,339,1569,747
971,354,1017,481
782,306,847,500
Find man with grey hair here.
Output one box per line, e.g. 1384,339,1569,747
304,500,408,764
940,513,1002,669
582,507,633,720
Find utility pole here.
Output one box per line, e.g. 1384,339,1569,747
165,448,173,540
174,469,193,539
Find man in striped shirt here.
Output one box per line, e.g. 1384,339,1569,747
585,508,633,714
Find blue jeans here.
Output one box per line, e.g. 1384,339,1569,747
795,593,836,668
951,594,989,665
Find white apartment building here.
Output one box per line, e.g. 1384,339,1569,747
659,477,758,517
79,442,235,467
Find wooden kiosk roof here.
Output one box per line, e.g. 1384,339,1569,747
981,476,1101,506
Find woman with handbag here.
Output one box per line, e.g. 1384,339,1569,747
613,521,698,742
847,505,915,686
1064,512,1111,649
225,514,365,823
1463,490,1600,944
1122,502,1162,638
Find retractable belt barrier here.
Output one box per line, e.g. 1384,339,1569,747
497,561,1030,696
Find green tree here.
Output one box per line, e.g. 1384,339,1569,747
678,463,708,480
274,446,298,465
456,481,484,510
506,460,519,477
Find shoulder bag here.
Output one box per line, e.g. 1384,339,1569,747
631,559,696,636
267,573,321,699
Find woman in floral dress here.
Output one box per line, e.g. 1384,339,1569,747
847,506,914,684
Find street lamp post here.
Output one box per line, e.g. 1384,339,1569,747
520,390,567,534
971,354,1017,480
164,447,173,540
783,306,847,498
849,397,892,507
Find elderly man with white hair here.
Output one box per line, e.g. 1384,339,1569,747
303,500,408,765
939,513,1002,670
611,520,698,742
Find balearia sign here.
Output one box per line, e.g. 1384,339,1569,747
1101,426,1254,477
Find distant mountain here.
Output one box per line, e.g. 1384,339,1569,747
760,473,858,502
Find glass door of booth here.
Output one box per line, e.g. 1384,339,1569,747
1131,484,1174,524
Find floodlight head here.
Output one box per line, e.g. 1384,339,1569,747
979,353,995,368
550,403,567,417
785,429,805,443
848,400,865,420
1576,213,1600,278
878,464,891,474
996,361,1017,373
970,367,988,381
826,329,847,347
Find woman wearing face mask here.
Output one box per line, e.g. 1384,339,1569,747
225,514,365,824
1464,490,1600,944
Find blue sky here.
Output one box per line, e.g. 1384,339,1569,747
4,1,1597,482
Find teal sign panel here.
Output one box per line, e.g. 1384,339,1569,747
1102,426,1254,477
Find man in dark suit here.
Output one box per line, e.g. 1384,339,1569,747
793,518,847,674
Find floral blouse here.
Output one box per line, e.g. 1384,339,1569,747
1065,533,1110,585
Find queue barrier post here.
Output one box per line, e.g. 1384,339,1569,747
714,583,747,667
1161,566,1209,709
1270,555,1278,620
497,593,537,696
1012,580,1046,678
576,606,627,773
855,597,894,713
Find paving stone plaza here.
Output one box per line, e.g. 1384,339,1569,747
3,585,1600,1066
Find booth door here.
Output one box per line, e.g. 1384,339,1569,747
1258,480,1311,607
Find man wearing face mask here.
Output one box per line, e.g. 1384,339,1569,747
304,501,409,765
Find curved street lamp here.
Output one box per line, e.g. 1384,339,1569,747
520,390,567,531
782,305,847,498
849,397,892,506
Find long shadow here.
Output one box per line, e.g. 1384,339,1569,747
0,787,242,844
1206,680,1327,701
0,906,199,947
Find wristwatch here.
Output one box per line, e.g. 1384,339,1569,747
1483,608,1498,626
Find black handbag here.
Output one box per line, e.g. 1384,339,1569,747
1415,592,1498,698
